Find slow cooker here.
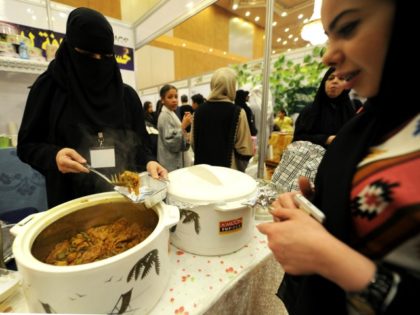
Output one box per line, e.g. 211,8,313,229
167,165,257,255
11,192,179,314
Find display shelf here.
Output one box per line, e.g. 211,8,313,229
0,56,48,74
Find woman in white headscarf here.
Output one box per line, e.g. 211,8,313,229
191,67,253,171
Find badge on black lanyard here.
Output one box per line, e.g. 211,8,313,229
89,132,115,168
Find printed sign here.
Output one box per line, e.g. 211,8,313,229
219,217,243,235
0,20,134,71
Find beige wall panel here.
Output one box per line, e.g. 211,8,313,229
174,6,230,52
120,0,160,23
54,0,121,19
135,45,175,90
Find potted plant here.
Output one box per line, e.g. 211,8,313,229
233,46,326,115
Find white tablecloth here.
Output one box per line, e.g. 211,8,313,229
1,223,288,315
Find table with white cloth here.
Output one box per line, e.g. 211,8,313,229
1,223,288,315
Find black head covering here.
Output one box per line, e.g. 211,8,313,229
234,89,249,107
293,67,355,147
279,2,419,314
49,7,124,127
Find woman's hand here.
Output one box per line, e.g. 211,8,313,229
258,193,330,275
147,161,168,180
56,148,88,173
258,191,376,291
181,112,192,130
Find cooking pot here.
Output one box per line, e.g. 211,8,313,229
167,165,257,255
11,192,179,314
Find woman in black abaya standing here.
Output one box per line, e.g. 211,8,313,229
17,7,166,208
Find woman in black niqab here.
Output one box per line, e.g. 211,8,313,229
293,67,355,148
17,7,166,208
51,7,124,127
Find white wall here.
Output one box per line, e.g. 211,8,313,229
135,45,175,89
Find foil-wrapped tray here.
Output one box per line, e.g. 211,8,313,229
114,172,167,208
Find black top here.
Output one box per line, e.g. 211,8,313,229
193,101,241,167
235,90,257,136
17,8,154,208
293,67,355,148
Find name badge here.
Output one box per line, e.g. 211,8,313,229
90,146,115,168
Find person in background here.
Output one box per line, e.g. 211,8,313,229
191,67,253,171
258,1,419,314
143,101,156,128
191,93,205,111
157,84,191,171
273,109,294,132
143,101,158,157
17,7,166,208
293,67,355,148
235,89,258,136
248,84,274,149
178,94,194,133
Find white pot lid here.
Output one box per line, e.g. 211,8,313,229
167,164,257,204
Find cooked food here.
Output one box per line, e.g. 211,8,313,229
119,171,141,195
45,218,153,266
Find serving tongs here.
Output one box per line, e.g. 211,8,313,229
84,163,127,187
85,164,168,207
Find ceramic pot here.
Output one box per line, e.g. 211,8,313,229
167,165,257,255
11,192,179,314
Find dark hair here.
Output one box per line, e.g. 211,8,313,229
143,101,152,112
181,94,188,103
191,93,205,105
159,84,177,98
279,109,287,115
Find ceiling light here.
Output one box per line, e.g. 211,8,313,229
288,34,293,39
282,40,287,45
209,48,213,52
272,50,275,54
303,18,309,23
281,12,287,17
301,0,328,45
245,11,251,17
276,37,281,42
294,37,298,42
272,21,277,27
284,27,289,32
232,4,238,10
255,16,260,22
298,14,304,19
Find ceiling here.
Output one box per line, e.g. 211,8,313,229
215,0,315,53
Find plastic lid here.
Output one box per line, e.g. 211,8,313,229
167,164,257,204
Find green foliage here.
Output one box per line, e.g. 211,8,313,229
233,46,327,115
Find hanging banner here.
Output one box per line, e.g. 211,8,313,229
0,20,134,71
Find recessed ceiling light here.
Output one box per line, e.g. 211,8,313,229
282,40,288,45
284,27,289,32
245,11,251,17
182,43,186,47
255,16,260,22
294,37,298,42
281,12,288,17
209,48,213,52
272,21,277,27
232,4,238,10
303,18,309,23
287,48,291,52
288,34,293,39
276,37,281,42
298,14,304,19
272,50,275,54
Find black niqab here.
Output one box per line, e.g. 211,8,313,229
49,7,124,127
